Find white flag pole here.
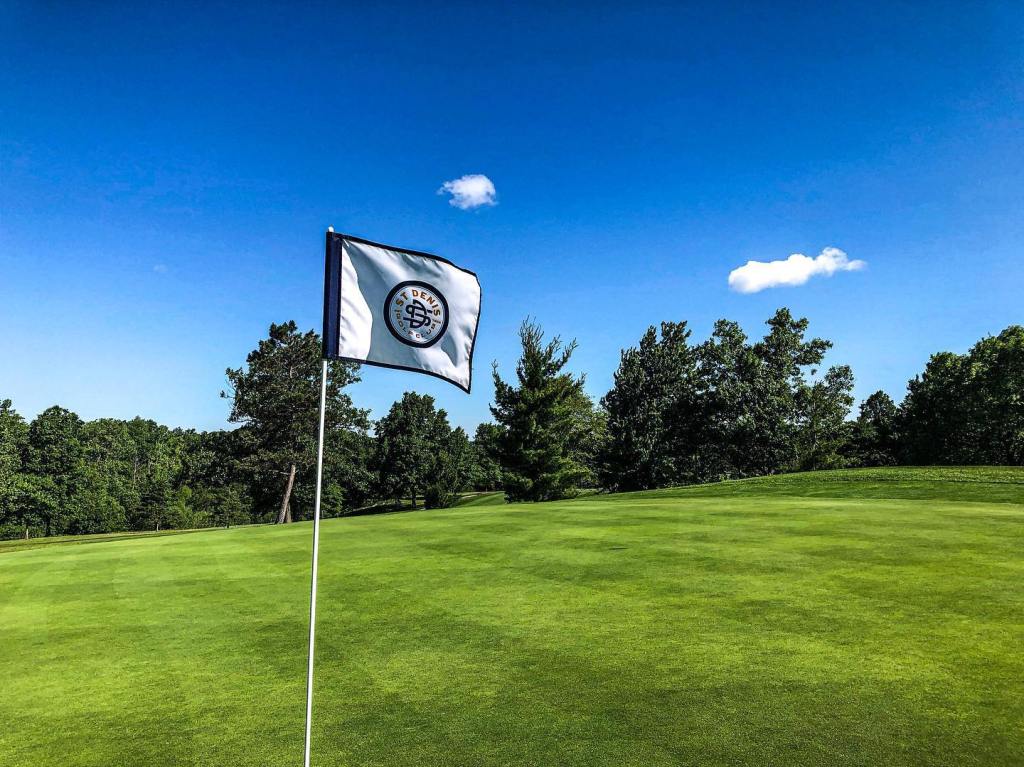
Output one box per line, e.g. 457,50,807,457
302,357,329,767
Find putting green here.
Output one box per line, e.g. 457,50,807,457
1,468,1021,766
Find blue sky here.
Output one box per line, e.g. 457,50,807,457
2,2,1022,433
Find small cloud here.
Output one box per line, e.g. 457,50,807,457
437,174,497,210
153,264,168,273
728,247,865,293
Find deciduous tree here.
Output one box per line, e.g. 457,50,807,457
24,406,85,536
0,400,29,538
601,322,697,491
469,423,503,491
847,390,899,466
794,365,855,470
900,326,1024,464
373,392,451,508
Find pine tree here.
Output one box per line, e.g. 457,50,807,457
491,319,590,502
223,321,368,522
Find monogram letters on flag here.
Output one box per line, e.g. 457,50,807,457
322,232,482,392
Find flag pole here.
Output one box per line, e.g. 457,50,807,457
303,356,329,766
304,225,335,766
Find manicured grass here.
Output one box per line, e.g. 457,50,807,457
1,469,1021,766
649,466,1024,504
455,491,507,507
0,526,239,554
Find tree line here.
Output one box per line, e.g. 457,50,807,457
1,311,1021,538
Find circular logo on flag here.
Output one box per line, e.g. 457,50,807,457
384,281,450,348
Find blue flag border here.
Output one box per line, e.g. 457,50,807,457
322,230,482,394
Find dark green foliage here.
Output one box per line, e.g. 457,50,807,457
468,423,503,491
846,390,899,466
425,427,474,509
9,475,56,540
900,326,1024,465
373,392,453,507
192,483,251,528
0,321,458,540
324,428,375,513
600,314,1022,493
690,318,759,480
688,311,829,479
23,406,85,536
794,365,855,470
567,389,607,489
372,393,472,510
0,408,245,537
898,351,969,464
0,400,28,538
4,316,1022,541
601,308,851,489
735,308,832,476
79,419,139,528
491,320,592,502
223,321,369,523
600,322,698,491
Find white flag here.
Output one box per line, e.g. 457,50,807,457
323,232,482,392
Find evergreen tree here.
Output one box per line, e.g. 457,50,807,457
224,321,368,522
491,319,589,502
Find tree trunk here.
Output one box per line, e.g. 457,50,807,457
277,463,297,524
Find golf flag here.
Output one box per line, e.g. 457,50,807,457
322,231,482,392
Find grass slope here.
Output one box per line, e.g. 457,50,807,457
1,469,1021,766
454,491,507,507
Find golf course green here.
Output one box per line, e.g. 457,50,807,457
1,468,1021,766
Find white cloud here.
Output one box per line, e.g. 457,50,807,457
153,264,168,273
728,247,865,293
437,174,497,210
